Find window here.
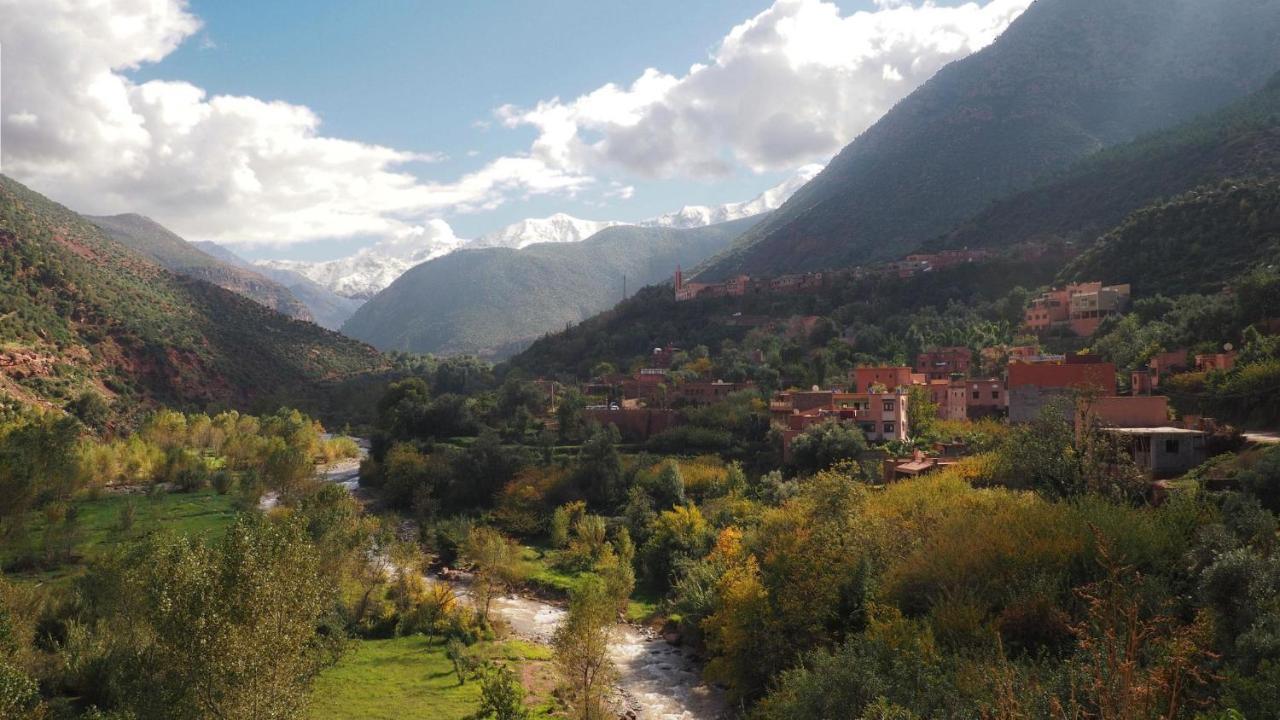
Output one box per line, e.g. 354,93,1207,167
992,391,1000,400
972,391,980,400
883,422,895,434
1164,438,1181,454
882,400,895,412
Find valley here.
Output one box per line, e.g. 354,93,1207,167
4,0,1280,719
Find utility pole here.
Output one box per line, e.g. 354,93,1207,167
622,274,627,301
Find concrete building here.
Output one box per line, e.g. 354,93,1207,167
1068,283,1131,336
1007,360,1117,423
1105,427,1207,479
1024,282,1130,336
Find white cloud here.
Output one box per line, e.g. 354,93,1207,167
0,0,588,247
498,0,1031,178
0,0,1029,251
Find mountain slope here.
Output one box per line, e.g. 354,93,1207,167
933,71,1280,252
700,0,1280,279
193,242,362,331
341,217,760,358
1063,180,1280,297
87,214,313,322
0,175,385,413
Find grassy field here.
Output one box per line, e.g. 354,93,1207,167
1,489,238,582
308,635,555,720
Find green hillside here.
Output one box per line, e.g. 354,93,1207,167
88,214,313,322
193,241,363,331
699,0,1280,280
0,175,386,416
342,217,759,358
1063,180,1280,297
934,72,1280,252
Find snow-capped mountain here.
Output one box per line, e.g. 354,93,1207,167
469,213,623,250
258,220,467,300
642,164,823,229
255,165,821,300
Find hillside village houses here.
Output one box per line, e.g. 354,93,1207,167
569,269,1216,476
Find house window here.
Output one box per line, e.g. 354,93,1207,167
972,391,980,400
882,400,895,412
883,422,895,434
992,391,1000,400
859,423,874,434
1164,438,1181,454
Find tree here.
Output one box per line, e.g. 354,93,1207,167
787,421,869,476
88,515,333,720
0,411,82,540
574,427,623,508
474,663,529,720
462,527,525,626
557,390,588,444
553,577,616,720
906,384,937,437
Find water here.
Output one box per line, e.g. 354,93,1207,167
478,591,725,720
325,439,724,719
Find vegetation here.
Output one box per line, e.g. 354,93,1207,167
699,0,1280,278
0,174,385,422
341,217,759,359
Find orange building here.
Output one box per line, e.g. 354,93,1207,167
851,366,914,392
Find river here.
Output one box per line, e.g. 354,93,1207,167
315,445,726,720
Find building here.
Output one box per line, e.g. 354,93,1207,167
1104,427,1207,479
769,272,825,293
1083,395,1170,428
1196,351,1237,372
674,268,750,302
584,407,682,442
777,389,910,462
1068,283,1131,336
965,378,1007,419
1007,360,1117,423
675,380,754,405
851,366,913,393
1024,282,1130,336
915,347,971,381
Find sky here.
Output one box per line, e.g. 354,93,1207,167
0,0,1030,261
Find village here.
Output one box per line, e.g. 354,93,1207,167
529,267,1247,490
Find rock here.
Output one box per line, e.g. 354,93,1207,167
663,631,682,646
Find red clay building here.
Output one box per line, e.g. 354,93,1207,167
915,347,971,381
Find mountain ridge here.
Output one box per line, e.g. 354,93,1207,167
698,0,1280,280
341,216,761,358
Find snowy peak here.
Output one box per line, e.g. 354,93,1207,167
257,219,466,300
251,163,824,300
470,213,623,250
643,164,823,229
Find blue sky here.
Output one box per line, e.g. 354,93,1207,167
130,1,886,256
2,0,1021,261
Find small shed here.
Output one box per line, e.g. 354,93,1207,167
1105,427,1207,479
